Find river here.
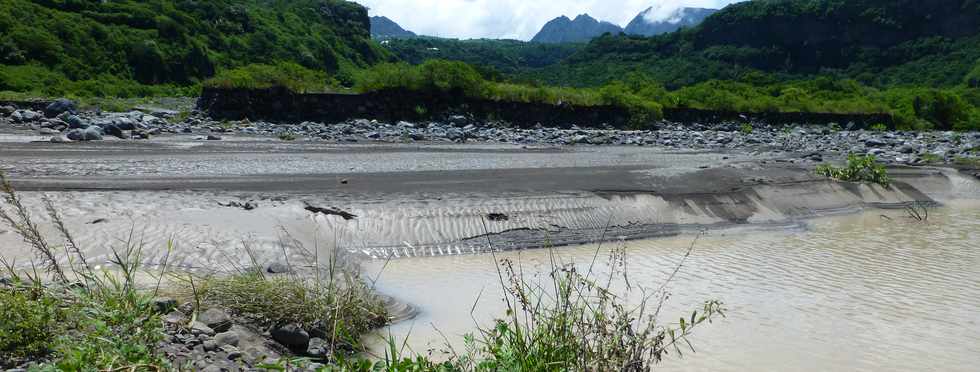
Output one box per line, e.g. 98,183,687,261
365,203,980,371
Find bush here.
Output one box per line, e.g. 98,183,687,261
816,154,891,187
0,288,61,365
204,62,334,92
199,270,387,353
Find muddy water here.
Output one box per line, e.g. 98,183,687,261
364,204,980,372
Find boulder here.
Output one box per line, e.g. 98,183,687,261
206,134,222,141
82,126,103,141
66,115,88,129
199,308,233,332
65,128,85,141
213,330,240,347
44,98,77,118
102,124,126,139
271,323,309,348
50,135,72,144
266,261,291,274
190,321,216,336
39,127,60,135
153,297,177,313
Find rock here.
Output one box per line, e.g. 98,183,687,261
65,128,85,141
207,134,222,141
102,124,126,139
12,110,41,123
190,321,216,336
271,323,310,348
306,337,327,356
39,127,60,135
203,340,219,352
865,138,887,147
898,144,919,154
44,98,77,118
214,330,240,347
0,105,14,115
164,311,186,325
153,297,177,313
50,135,71,144
82,126,103,141
266,261,291,274
199,308,233,332
221,345,243,361
66,115,88,129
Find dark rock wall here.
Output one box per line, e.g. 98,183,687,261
199,87,894,129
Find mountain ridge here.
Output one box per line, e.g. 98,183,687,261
530,14,623,44
370,16,417,40
624,7,719,36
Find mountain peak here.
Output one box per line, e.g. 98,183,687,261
531,13,622,43
625,7,718,36
370,16,417,40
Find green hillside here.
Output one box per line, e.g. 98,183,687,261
0,0,389,96
529,0,980,88
381,37,581,78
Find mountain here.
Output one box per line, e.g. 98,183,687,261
624,7,718,36
381,38,582,75
0,0,388,95
370,16,417,40
530,0,980,88
531,14,623,44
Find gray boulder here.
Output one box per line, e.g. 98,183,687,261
199,308,233,332
82,126,103,141
102,124,126,139
66,115,88,129
45,98,77,118
190,321,216,336
50,135,72,144
214,330,240,347
266,261,291,274
39,127,60,135
66,128,85,141
271,323,309,348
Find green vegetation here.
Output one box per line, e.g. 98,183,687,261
277,132,298,141
870,123,888,132
3,0,979,130
351,60,665,126
740,123,754,134
197,270,387,353
816,154,892,187
0,0,386,97
382,37,582,77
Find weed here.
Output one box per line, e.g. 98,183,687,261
278,132,298,141
816,154,892,187
740,123,754,134
870,123,888,132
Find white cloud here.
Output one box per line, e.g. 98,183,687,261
357,0,742,40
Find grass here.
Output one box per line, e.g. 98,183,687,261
278,132,299,141
816,154,892,187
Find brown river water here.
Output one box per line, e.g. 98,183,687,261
364,203,980,372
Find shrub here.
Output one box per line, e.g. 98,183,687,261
199,270,387,353
816,154,891,187
204,62,334,92
870,123,888,132
740,123,754,134
0,287,61,365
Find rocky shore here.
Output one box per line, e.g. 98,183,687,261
2,100,978,168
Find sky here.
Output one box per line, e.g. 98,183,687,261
357,1,743,40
